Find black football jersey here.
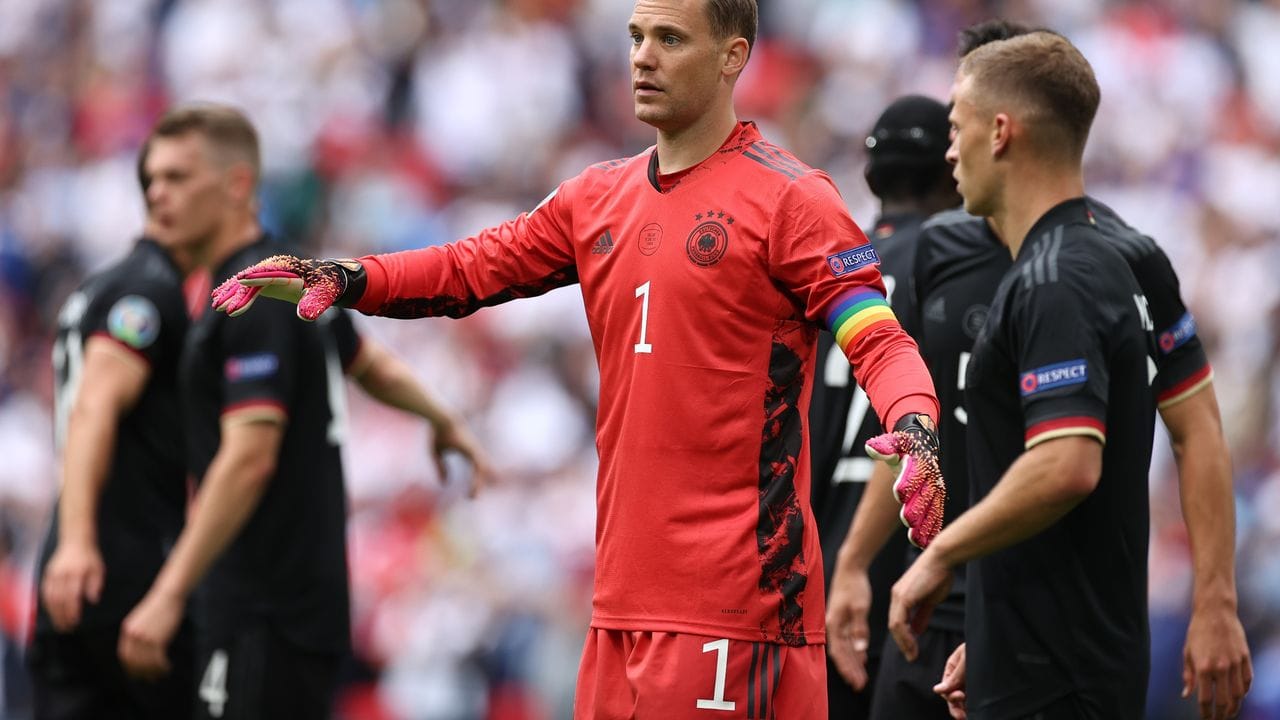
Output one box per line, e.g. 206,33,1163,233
908,209,1010,632
181,237,361,654
963,198,1157,719
1086,198,1211,405
809,213,920,659
38,238,190,632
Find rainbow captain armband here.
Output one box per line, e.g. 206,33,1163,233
826,288,898,355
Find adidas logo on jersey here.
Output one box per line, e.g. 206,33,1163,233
592,230,615,255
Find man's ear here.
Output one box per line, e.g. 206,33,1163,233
723,37,749,78
992,112,1013,159
225,162,256,204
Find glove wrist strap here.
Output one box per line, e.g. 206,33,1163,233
327,259,367,308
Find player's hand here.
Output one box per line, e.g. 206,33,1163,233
887,546,951,662
211,255,364,321
865,413,945,548
934,642,967,719
431,421,495,498
41,541,105,632
118,588,183,680
825,565,873,690
1182,600,1252,719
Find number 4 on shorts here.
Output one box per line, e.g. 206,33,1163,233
199,650,230,718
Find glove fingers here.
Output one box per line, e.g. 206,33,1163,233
865,433,909,464
904,496,944,549
891,455,920,503
240,270,302,281
211,280,261,317
257,278,306,305
239,275,302,288
211,277,245,308
903,475,945,549
225,286,264,317
297,283,342,321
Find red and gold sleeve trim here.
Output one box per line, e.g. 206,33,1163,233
221,400,288,426
1025,416,1106,449
1156,365,1213,410
88,330,152,369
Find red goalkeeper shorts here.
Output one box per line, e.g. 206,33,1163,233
573,628,826,719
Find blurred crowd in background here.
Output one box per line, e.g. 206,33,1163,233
0,0,1277,718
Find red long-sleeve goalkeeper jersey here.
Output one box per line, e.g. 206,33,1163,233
353,122,938,646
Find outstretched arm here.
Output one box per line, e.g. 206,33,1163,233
211,185,580,321
43,338,149,631
347,339,493,495
119,416,282,678
1159,383,1251,720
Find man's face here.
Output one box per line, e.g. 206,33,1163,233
628,0,730,132
143,133,228,252
945,71,998,217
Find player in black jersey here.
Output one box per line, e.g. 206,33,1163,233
917,22,1248,720
827,22,1036,720
884,32,1166,719
834,21,1248,720
113,105,490,719
31,209,196,718
817,95,958,717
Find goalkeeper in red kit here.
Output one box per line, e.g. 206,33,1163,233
212,0,943,716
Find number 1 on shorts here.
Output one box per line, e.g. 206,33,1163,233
696,638,736,711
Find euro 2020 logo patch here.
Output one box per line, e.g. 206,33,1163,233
686,220,728,267
107,295,161,350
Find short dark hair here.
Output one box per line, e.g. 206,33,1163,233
705,0,756,53
960,32,1100,161
144,104,261,182
956,19,1037,58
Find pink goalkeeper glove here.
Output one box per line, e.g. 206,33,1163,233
865,413,945,549
211,255,365,321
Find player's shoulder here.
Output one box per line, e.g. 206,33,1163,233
1083,196,1162,262
1018,216,1136,301
868,213,926,258
88,239,185,308
922,207,982,231
739,137,818,183
1080,193,1172,266
921,208,989,242
576,148,651,187
919,208,1000,261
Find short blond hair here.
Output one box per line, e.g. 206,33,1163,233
960,31,1100,161
142,103,261,184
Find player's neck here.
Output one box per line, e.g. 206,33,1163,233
204,213,263,271
654,106,738,175
996,163,1085,259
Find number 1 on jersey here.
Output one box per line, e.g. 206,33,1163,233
635,281,653,354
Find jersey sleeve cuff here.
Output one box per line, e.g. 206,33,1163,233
883,394,941,432
1025,416,1105,449
89,331,154,370
1156,365,1213,409
351,255,387,315
222,400,288,426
